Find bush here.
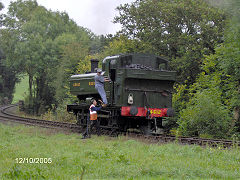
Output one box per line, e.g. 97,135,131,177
41,99,76,123
178,89,233,139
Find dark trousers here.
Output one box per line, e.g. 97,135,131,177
83,119,100,138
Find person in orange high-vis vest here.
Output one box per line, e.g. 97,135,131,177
82,99,102,139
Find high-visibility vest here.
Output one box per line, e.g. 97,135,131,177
89,104,97,120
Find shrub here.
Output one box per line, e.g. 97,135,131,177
178,89,233,139
42,100,76,123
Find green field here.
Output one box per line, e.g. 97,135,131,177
0,124,240,179
12,75,29,104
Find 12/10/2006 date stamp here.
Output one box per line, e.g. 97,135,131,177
15,158,52,164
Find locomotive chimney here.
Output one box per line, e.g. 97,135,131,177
90,59,99,73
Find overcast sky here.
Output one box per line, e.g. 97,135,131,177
0,0,134,35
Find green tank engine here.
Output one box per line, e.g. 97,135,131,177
67,54,176,134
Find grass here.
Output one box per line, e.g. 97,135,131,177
0,124,240,179
12,75,29,104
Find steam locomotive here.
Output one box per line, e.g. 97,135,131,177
67,53,176,134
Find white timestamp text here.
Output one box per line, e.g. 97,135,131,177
15,158,52,164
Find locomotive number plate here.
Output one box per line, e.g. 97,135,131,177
73,83,80,87
150,109,161,115
89,82,95,86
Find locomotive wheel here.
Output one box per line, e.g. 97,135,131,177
109,124,119,137
140,125,151,135
77,111,87,126
109,129,119,137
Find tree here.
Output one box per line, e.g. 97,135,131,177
0,2,3,10
114,0,228,83
177,0,240,137
102,35,153,56
0,1,20,104
0,1,3,25
215,6,240,129
53,32,90,104
0,0,39,107
1,0,92,114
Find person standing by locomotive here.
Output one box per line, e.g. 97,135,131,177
82,99,102,139
94,69,110,107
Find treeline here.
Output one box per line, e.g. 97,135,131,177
0,0,109,113
0,0,239,138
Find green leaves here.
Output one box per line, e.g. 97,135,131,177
115,0,227,83
176,0,240,137
101,35,154,56
0,2,3,11
178,89,232,138
0,0,92,112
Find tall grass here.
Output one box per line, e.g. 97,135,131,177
0,124,240,179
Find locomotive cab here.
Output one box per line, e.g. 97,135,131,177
102,54,175,109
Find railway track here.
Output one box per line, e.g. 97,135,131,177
0,104,80,132
127,133,238,148
1,104,239,148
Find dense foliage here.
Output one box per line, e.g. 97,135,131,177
176,0,240,138
114,0,227,83
0,2,19,104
